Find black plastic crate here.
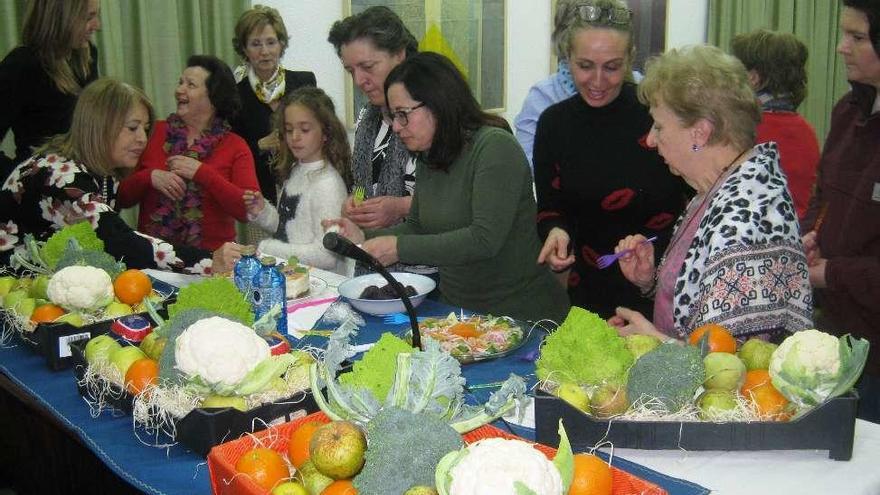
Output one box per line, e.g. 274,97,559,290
534,388,858,460
69,339,320,457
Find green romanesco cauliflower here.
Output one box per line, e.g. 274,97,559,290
167,277,253,326
536,306,634,387
339,332,413,401
41,222,105,270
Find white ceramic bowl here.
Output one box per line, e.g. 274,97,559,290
337,272,436,316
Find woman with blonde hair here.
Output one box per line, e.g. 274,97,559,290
231,5,316,230
0,0,101,180
534,0,688,318
0,78,239,274
611,45,812,340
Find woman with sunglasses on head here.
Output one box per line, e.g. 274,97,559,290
534,0,689,319
326,52,569,323
0,0,101,181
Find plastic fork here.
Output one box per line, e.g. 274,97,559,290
596,236,658,269
352,185,366,205
381,312,428,325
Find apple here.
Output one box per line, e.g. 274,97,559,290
590,383,629,418
698,389,738,420
3,289,28,310
0,276,16,297
139,331,167,360
404,486,439,495
84,335,122,365
703,352,746,391
29,275,50,299
104,301,134,319
109,345,147,376
56,312,85,327
295,460,333,495
14,277,32,291
625,334,662,360
200,395,248,412
556,382,590,413
271,481,308,495
737,338,777,370
309,421,366,479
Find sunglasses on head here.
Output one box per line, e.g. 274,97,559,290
577,4,633,25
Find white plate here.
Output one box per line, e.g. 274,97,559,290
287,276,328,302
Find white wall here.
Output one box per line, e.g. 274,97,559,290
260,0,707,126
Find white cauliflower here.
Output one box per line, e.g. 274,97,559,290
447,438,563,495
47,265,114,311
174,316,270,388
769,329,841,407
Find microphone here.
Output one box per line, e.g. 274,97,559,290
322,232,378,268
322,231,422,349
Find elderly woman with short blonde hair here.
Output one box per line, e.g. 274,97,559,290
611,45,812,341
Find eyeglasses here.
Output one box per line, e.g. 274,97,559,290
577,4,633,25
382,102,426,127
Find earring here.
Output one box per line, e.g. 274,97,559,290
691,143,701,152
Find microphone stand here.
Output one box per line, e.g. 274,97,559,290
323,233,422,349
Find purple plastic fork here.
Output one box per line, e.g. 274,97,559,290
596,236,658,269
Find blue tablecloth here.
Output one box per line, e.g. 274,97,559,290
0,299,708,495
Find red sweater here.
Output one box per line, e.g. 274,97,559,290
756,111,820,220
116,120,258,250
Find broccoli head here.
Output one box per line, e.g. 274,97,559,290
354,407,463,495
626,342,705,413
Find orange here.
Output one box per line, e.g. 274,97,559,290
746,383,790,421
321,480,357,495
449,322,479,338
30,303,66,323
113,269,153,305
569,453,613,495
740,369,772,397
124,358,159,395
288,420,324,469
688,323,737,354
235,447,289,491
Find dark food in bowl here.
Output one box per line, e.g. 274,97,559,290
359,283,418,300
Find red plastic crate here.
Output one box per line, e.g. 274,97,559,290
207,411,667,495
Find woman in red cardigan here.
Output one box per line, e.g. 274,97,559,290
117,55,258,250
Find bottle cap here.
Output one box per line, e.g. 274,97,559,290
240,245,256,256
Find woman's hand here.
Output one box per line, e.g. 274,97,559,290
167,155,202,180
536,227,575,272
322,218,365,244
809,258,828,288
257,132,280,152
345,196,408,229
615,234,656,290
150,169,186,200
211,242,242,274
608,306,669,340
802,230,821,266
243,190,265,219
363,236,399,266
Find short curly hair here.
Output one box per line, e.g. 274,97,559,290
232,5,289,60
844,0,880,54
186,55,241,122
731,29,808,107
639,45,761,151
327,6,417,58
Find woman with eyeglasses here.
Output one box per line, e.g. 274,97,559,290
326,52,570,323
0,0,100,181
230,5,316,245
534,0,688,319
610,45,811,341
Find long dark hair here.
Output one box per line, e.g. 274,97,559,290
383,52,509,170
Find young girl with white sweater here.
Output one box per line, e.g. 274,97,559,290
243,87,352,274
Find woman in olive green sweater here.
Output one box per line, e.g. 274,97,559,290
328,52,569,322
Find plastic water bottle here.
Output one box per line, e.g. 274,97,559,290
251,257,288,335
233,245,261,296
